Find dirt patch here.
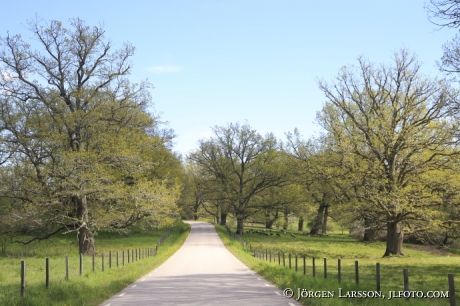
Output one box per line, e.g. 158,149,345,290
408,244,454,256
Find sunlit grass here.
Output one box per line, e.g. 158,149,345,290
0,222,190,306
217,224,458,306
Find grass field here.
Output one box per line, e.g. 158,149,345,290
0,222,190,306
216,224,459,306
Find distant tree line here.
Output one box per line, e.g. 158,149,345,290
178,3,460,257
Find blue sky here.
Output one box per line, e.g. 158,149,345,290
0,1,457,157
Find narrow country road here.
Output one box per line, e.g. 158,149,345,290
100,221,302,306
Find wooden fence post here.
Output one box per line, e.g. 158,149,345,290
45,258,49,288
338,259,341,283
21,260,25,297
448,274,455,306
65,256,69,280
289,253,291,269
355,261,359,285
109,251,112,268
92,253,95,272
403,268,409,300
295,255,298,272
102,253,105,272
376,263,381,292
312,257,316,277
324,258,327,279
303,255,306,275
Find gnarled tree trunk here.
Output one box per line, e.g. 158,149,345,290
309,203,326,235
75,194,95,255
78,227,95,255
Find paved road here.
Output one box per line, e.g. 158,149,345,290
101,221,302,306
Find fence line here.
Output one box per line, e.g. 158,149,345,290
18,229,173,297
225,226,456,306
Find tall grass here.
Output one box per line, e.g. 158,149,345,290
0,222,190,306
216,224,458,306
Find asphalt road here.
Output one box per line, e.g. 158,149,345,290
100,221,303,306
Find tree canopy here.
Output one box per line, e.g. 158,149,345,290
189,122,288,235
316,49,459,256
0,18,180,254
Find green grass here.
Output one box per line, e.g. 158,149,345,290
216,224,458,306
0,222,190,306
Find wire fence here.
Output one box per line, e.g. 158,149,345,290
225,226,456,305
19,229,173,297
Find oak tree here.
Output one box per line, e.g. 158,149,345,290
0,18,179,254
316,50,459,256
189,122,287,235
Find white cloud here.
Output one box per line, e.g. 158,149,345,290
146,65,181,74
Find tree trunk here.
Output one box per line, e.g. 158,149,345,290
298,216,304,232
322,206,329,234
283,209,289,230
383,219,404,257
78,227,95,255
309,203,325,235
236,217,244,235
75,194,95,255
265,209,279,229
219,212,227,226
193,201,200,220
265,219,274,229
363,228,377,242
362,217,377,242
216,204,221,224
442,233,449,246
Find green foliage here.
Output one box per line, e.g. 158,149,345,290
0,18,181,253
315,49,460,255
189,122,289,233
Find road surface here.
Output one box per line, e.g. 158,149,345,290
101,222,302,306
